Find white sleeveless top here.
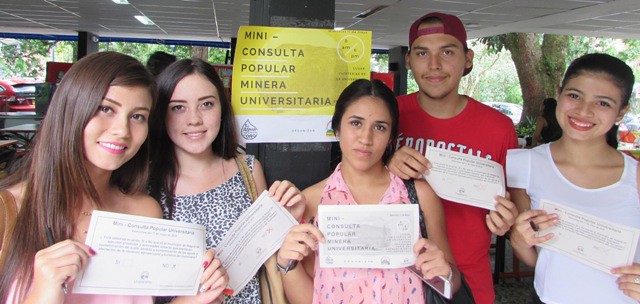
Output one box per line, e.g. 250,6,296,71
507,144,640,304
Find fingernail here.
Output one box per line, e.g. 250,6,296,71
199,286,207,293
202,261,209,269
89,248,96,255
223,288,234,296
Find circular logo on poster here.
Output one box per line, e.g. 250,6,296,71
241,120,258,140
337,35,365,63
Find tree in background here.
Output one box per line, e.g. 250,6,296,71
479,34,640,124
0,39,52,79
100,42,229,66
460,42,522,105
0,39,230,80
481,33,570,124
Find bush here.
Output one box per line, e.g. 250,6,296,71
516,116,536,138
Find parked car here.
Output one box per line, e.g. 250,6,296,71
0,80,40,112
0,80,16,111
10,83,38,112
483,102,523,124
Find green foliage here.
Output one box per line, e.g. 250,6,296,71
407,72,418,94
462,43,522,104
515,116,536,137
208,48,229,64
99,43,229,65
477,35,507,54
0,39,52,79
370,53,389,72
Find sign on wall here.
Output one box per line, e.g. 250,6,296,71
232,26,372,143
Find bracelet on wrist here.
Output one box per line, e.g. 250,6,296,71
276,256,298,273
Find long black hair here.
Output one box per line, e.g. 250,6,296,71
331,79,399,163
148,58,238,218
559,53,634,148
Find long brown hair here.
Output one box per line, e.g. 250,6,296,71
0,51,156,302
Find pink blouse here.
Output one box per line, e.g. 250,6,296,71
312,164,425,304
6,279,153,304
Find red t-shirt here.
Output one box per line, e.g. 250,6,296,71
396,93,518,304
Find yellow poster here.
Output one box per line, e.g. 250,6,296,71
232,26,372,143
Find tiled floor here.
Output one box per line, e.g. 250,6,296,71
492,237,535,304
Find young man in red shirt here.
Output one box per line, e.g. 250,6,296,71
388,12,519,304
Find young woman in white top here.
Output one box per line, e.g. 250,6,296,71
507,53,640,303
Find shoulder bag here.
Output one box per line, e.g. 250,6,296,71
235,156,288,304
403,179,476,304
0,189,18,272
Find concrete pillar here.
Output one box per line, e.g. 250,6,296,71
388,46,408,95
247,0,336,189
77,31,99,60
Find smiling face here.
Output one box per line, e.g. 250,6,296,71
556,72,628,143
165,73,222,157
405,21,473,102
83,85,152,174
335,96,393,172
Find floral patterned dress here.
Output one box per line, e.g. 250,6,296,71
312,163,425,304
158,155,261,304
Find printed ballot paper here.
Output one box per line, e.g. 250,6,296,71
73,211,206,296
215,191,298,295
537,199,640,273
423,146,505,210
318,204,419,268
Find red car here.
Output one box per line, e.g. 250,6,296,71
0,80,37,112
0,80,15,112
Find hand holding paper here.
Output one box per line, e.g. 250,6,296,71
422,146,505,210
317,204,419,269
214,191,298,295
486,194,519,236
277,222,324,273
413,238,452,280
510,209,558,250
536,200,640,273
73,211,207,296
268,179,306,222
611,263,640,301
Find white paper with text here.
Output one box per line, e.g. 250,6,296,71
423,146,504,210
215,191,298,295
318,204,419,269
537,199,640,273
73,211,206,296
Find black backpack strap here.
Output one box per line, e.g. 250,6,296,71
403,179,428,239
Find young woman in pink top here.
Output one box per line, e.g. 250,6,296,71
0,52,227,304
276,79,460,303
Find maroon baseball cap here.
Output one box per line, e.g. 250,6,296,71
408,12,472,75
